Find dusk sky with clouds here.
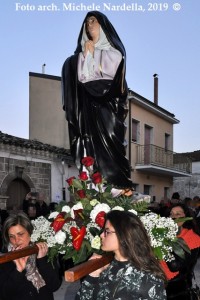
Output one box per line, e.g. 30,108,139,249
0,0,199,153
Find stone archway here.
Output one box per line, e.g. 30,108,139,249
0,172,35,210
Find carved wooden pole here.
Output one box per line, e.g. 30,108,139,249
65,253,113,282
0,245,113,283
0,245,38,264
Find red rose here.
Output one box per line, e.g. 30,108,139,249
81,156,94,167
79,171,88,181
95,211,106,228
51,212,66,232
77,190,86,199
92,172,102,184
66,176,75,186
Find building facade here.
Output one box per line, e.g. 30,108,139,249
29,72,69,149
0,131,77,211
127,90,191,202
0,72,191,210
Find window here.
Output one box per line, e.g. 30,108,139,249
165,133,170,151
144,184,151,195
144,125,153,145
132,119,139,143
164,187,170,200
132,183,139,192
144,125,153,164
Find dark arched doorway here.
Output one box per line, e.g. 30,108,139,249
7,178,30,210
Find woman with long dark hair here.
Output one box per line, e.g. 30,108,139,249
76,210,166,299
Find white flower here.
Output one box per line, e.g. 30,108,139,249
140,212,178,261
48,211,59,219
91,235,101,249
112,206,124,211
62,205,71,213
86,222,101,244
143,195,151,203
31,216,57,248
90,203,111,222
55,231,66,244
62,221,77,233
71,202,83,219
128,209,138,215
90,199,100,206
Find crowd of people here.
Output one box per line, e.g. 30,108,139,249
22,192,50,220
158,192,200,221
1,190,200,299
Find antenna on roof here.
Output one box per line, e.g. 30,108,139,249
42,63,46,74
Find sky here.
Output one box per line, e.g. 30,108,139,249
0,0,199,153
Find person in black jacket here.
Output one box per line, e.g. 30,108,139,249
0,212,61,300
61,11,133,189
162,204,200,299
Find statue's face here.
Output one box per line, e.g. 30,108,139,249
86,16,100,41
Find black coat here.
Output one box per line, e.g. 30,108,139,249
166,248,199,300
61,11,133,189
0,256,61,300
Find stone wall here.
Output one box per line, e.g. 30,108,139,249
0,155,51,209
0,131,74,210
173,173,200,200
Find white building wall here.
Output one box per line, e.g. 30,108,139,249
51,162,79,203
192,162,200,174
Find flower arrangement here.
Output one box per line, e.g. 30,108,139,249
31,156,188,265
140,212,179,261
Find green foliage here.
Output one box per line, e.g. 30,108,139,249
153,247,164,260
172,237,191,259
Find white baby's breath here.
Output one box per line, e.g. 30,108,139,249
31,216,57,248
140,212,178,261
62,220,77,234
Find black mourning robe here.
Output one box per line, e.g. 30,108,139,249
62,11,133,189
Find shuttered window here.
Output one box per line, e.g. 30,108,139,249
132,119,139,142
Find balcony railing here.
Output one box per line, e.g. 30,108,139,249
136,144,192,174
